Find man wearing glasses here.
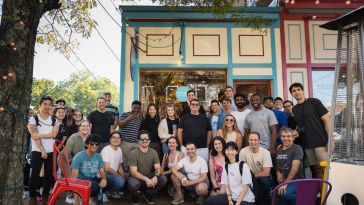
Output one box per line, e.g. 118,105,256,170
71,134,107,205
127,130,167,205
178,99,212,162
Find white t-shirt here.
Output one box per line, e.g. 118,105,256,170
101,145,123,171
231,109,251,135
239,147,273,175
28,115,58,153
221,161,255,202
211,115,219,138
177,156,208,180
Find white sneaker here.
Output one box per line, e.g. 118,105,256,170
65,193,74,204
89,198,96,205
22,191,29,199
102,194,109,203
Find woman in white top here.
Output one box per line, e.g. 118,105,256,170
216,114,243,150
205,141,255,205
158,104,180,154
161,137,184,197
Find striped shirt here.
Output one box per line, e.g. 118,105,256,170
120,112,142,143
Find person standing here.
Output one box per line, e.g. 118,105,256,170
178,99,212,161
208,100,224,138
290,82,330,179
158,104,179,154
216,114,243,150
182,90,206,116
27,96,59,205
119,100,142,171
223,86,237,111
104,92,119,130
88,97,114,150
231,93,251,136
141,103,162,160
244,94,278,154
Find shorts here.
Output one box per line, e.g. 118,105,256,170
305,147,328,165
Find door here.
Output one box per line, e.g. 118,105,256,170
233,80,272,98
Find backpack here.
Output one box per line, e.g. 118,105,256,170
225,161,262,203
34,115,57,127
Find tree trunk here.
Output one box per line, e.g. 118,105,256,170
0,0,60,204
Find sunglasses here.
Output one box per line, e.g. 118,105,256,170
89,142,100,146
139,137,150,142
225,119,234,122
191,103,199,106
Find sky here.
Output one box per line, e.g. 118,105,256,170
33,0,153,85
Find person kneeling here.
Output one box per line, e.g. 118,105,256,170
205,142,255,205
71,134,107,205
171,142,209,205
127,130,167,205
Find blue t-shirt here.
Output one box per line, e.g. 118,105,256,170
71,150,104,179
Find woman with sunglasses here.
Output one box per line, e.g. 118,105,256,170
161,137,184,198
158,104,180,154
217,114,243,150
141,103,162,160
209,136,226,196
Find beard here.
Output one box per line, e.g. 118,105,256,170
236,103,244,109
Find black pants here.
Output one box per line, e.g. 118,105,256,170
29,151,53,197
205,194,255,205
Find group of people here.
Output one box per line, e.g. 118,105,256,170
24,82,330,205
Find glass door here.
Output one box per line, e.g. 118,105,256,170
233,80,272,98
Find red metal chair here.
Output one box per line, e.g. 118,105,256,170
271,178,332,205
47,140,91,205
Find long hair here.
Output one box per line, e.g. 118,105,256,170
162,104,178,119
210,136,227,157
164,137,180,165
145,103,160,123
221,114,241,141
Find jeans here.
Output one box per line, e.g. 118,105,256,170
87,178,110,197
205,194,255,205
29,152,53,197
277,183,297,205
127,173,167,197
162,142,169,154
257,176,272,204
106,174,126,193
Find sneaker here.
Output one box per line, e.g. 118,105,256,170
65,192,74,204
110,192,122,199
89,197,96,205
142,192,155,205
102,194,109,203
23,191,29,199
196,196,205,204
131,195,139,205
36,195,44,202
171,195,184,205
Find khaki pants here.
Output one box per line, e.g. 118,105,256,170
120,141,139,171
305,147,328,165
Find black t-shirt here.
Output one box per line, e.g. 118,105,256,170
292,98,328,149
87,110,114,143
55,123,71,142
140,117,160,142
167,118,179,134
276,144,304,179
178,113,212,148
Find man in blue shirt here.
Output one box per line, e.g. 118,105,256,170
71,134,107,205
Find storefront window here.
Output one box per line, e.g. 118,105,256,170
312,70,335,108
140,69,227,115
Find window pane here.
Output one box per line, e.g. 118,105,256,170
312,70,335,108
140,69,226,115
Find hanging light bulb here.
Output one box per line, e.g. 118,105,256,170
315,0,320,4
345,0,351,4
290,0,295,4
284,0,289,3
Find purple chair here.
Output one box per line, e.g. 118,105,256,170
271,179,332,205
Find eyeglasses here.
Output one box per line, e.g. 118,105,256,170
89,142,100,146
191,103,199,106
139,137,150,142
225,119,234,122
111,136,121,140
74,113,82,116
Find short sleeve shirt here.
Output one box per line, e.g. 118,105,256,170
244,107,278,149
101,145,123,171
178,114,212,148
276,144,304,179
221,162,255,202
176,156,208,180
71,150,104,180
120,112,142,143
239,147,273,175
128,148,159,176
28,115,58,153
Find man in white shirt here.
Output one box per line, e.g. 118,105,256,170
171,143,209,205
231,93,251,136
239,132,273,205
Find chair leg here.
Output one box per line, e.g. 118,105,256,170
46,192,59,205
81,194,90,205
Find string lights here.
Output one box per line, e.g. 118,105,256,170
345,0,351,5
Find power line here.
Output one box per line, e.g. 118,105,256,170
43,15,97,80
